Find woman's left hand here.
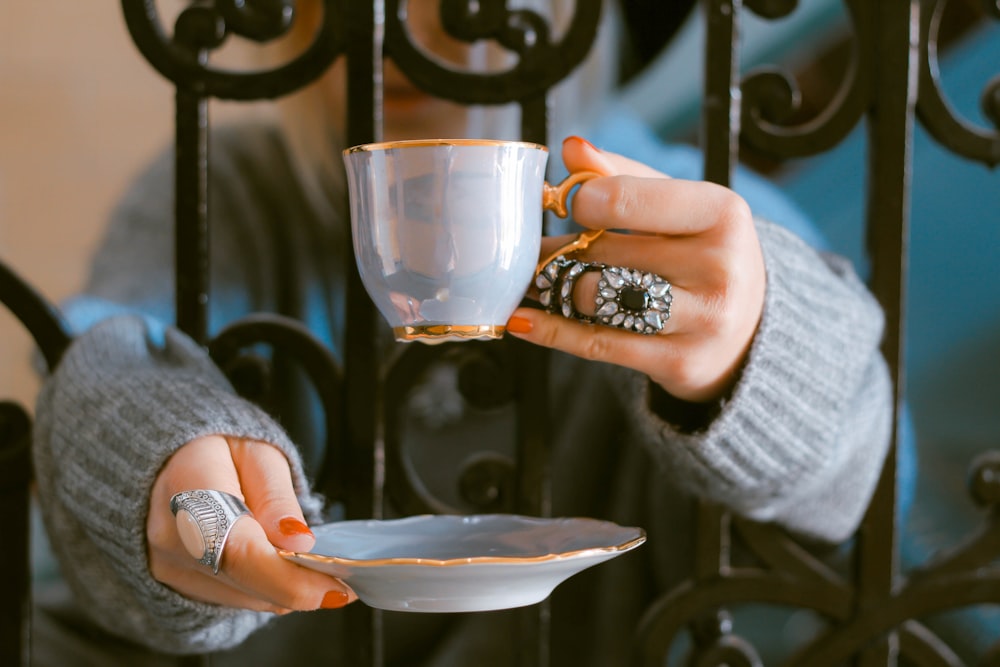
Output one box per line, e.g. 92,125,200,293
506,136,766,403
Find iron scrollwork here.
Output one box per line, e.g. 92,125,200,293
385,0,602,105
379,0,601,520
9,0,997,664
0,252,72,667
917,0,1000,167
208,314,344,495
0,259,72,664
122,0,344,100
637,0,1000,664
0,400,34,666
739,0,870,160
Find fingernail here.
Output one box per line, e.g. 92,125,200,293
563,135,597,152
279,517,314,538
506,316,533,334
321,590,350,609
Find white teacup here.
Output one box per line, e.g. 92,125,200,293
343,139,596,343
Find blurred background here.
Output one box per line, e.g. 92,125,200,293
0,4,172,410
2,0,998,656
2,2,997,491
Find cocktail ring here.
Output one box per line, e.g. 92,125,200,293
170,489,252,575
535,255,573,314
594,265,672,334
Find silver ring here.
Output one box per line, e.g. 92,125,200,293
169,489,251,574
535,255,571,313
594,265,672,334
535,255,597,322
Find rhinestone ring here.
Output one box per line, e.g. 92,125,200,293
535,256,672,334
594,265,672,334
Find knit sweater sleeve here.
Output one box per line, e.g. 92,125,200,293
33,315,324,653
31,126,322,654
625,218,892,544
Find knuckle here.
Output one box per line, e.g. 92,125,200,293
577,329,615,362
253,490,296,516
605,178,640,223
534,315,564,349
692,290,728,335
220,534,253,572
148,555,172,585
146,518,173,551
711,189,753,231
275,587,318,611
666,348,714,394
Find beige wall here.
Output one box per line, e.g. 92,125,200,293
0,5,172,412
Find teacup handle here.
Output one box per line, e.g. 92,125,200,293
538,170,604,273
542,169,600,218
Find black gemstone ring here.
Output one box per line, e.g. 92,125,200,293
535,257,672,334
594,265,672,334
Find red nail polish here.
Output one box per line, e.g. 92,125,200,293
321,590,350,609
506,316,533,334
563,135,597,152
279,517,314,538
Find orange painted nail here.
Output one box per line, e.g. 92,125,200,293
506,316,533,334
321,590,350,609
563,135,597,152
279,517,314,538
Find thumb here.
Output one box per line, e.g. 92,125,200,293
227,438,317,553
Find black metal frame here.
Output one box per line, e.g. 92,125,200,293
2,0,999,665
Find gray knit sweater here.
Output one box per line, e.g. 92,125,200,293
32,123,891,666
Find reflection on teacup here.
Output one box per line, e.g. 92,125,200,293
344,139,594,343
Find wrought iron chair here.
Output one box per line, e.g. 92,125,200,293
2,0,999,665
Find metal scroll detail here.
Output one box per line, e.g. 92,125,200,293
0,258,72,667
917,0,1000,167
119,0,350,500
116,2,600,665
379,1,602,519
740,0,870,159
0,262,72,373
385,0,601,105
636,0,1000,665
208,314,343,495
122,0,344,100
0,400,33,667
121,0,345,344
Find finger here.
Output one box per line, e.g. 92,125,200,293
156,514,356,612
153,434,244,501
567,268,688,336
149,436,355,611
227,438,316,553
573,175,753,238
507,305,682,383
505,307,738,403
562,135,668,179
531,254,688,336
561,136,752,238
538,232,726,293
148,436,246,577
151,556,291,613
215,514,357,611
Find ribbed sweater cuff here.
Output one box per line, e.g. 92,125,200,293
34,315,320,652
629,220,885,513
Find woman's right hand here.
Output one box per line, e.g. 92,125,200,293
147,435,356,613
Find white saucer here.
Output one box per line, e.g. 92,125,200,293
279,514,645,613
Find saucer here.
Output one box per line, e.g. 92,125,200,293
279,514,645,613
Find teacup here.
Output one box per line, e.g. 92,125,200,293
343,139,596,343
